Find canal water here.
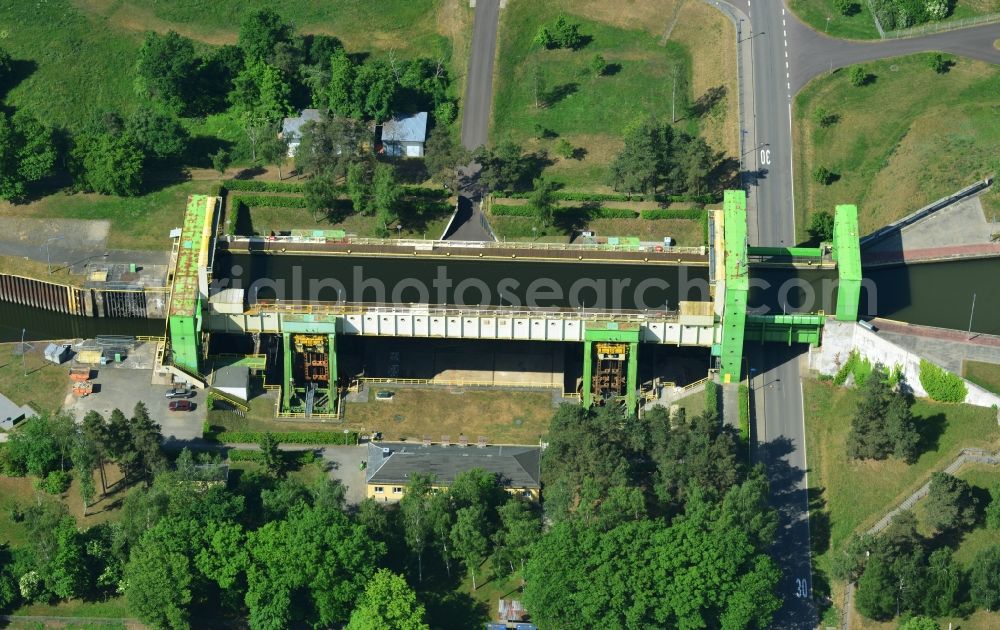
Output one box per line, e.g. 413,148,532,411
1,255,997,341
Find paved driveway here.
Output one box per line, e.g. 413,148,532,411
322,444,369,505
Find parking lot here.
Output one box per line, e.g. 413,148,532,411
63,345,206,443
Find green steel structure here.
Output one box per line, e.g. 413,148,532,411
167,195,217,375
582,322,641,414
832,204,862,321
719,190,749,383
745,314,825,345
747,246,825,258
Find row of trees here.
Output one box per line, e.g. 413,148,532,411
838,502,1000,622
0,405,165,511
846,364,921,463
607,119,717,196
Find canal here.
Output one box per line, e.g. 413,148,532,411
1,255,997,341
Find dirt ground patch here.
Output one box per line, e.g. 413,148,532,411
344,387,556,445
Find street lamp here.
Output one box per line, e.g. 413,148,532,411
826,17,831,34
44,236,64,274
396,224,403,239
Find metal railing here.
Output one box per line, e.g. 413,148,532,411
247,298,682,323
359,376,563,391
222,233,707,256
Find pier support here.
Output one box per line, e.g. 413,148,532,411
282,332,293,413
583,323,641,416
326,333,338,413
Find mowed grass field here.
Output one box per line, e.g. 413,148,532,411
789,0,1000,41
0,343,72,414
490,0,737,192
788,0,880,40
804,378,1000,626
803,378,999,560
0,1,471,252
344,388,556,445
963,359,1000,394
793,54,1000,241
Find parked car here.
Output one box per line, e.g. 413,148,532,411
166,388,194,399
168,400,194,412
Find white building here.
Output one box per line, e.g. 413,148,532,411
280,109,322,157
380,112,428,158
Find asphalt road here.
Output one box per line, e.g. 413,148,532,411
449,0,501,242
728,2,1000,626
460,0,501,152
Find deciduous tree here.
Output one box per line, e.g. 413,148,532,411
345,569,429,630
134,31,198,113
969,544,1000,611
0,110,57,202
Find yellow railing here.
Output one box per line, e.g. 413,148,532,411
681,376,709,391
358,376,561,390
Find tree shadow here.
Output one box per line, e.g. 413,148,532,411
233,166,267,180
421,588,489,630
186,135,234,169
570,147,588,161
602,62,622,76
690,85,727,118
808,486,831,557
393,157,431,184
552,202,602,234
232,201,255,236
843,3,862,16
0,58,38,100
543,82,579,107
915,412,946,455
708,155,741,192
398,197,453,233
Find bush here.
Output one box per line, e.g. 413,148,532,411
849,66,868,87
640,209,706,221
223,179,306,193
834,0,858,16
230,194,311,209
807,210,835,241
204,428,358,445
490,204,639,219
919,360,967,402
705,380,720,418
36,470,72,495
833,350,873,386
738,384,750,444
535,15,584,50
927,53,949,74
812,166,836,185
496,191,718,204
227,449,318,466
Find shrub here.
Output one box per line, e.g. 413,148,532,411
807,210,835,241
640,208,706,220
535,15,584,50
36,470,72,495
204,428,358,445
738,384,750,443
927,53,949,74
223,179,306,193
919,360,967,402
490,204,639,219
812,166,836,185
834,0,857,16
555,138,574,159
230,194,311,209
227,448,318,466
705,380,720,418
813,107,838,128
495,191,719,204
849,66,868,87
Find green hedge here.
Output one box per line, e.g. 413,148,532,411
497,191,718,204
833,350,873,387
738,384,750,444
919,360,968,403
223,179,307,193
227,448,318,466
640,209,706,220
705,380,720,418
202,424,359,445
490,204,640,219
230,194,311,209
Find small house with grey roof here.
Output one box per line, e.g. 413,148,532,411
380,112,428,158
280,109,322,156
365,441,541,502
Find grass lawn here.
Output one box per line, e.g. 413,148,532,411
344,388,555,445
0,342,72,414
803,377,1000,559
805,377,1000,626
488,213,705,245
490,0,736,192
793,54,1000,241
4,1,470,129
0,180,211,251
788,0,881,40
0,254,87,288
673,387,708,419
963,359,1000,395
231,200,454,239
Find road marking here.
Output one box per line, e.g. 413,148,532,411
787,82,790,90
782,7,785,15
786,61,789,68
789,102,795,231
785,50,788,58
783,19,786,27
783,30,787,37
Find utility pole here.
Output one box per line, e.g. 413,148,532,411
967,292,976,339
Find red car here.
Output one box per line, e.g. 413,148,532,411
168,400,193,412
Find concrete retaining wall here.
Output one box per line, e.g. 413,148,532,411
811,320,1000,409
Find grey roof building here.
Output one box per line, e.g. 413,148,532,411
281,109,322,156
365,441,541,499
380,112,428,157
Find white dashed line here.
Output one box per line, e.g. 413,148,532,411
783,19,786,26
787,82,790,90
785,51,788,58
783,30,787,37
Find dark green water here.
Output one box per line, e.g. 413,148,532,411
2,255,998,341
